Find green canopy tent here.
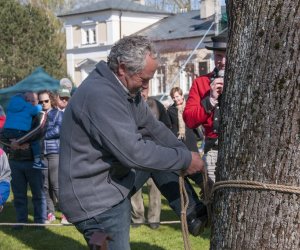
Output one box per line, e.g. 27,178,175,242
0,67,60,110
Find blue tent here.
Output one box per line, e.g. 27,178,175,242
0,67,60,109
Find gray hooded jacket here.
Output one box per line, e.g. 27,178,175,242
59,61,192,223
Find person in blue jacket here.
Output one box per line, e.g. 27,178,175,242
1,91,47,229
0,148,11,213
1,93,46,169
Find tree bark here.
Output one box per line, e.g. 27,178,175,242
211,1,300,249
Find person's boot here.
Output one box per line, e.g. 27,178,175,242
187,203,208,236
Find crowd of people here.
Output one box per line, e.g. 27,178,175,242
129,32,226,232
0,84,72,228
0,33,227,249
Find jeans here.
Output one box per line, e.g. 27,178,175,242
43,154,59,214
75,198,131,250
10,160,46,223
75,170,203,250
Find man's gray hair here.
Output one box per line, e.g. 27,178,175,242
107,36,158,75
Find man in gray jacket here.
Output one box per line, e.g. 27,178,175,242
59,36,206,250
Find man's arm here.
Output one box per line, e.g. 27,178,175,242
183,76,212,129
81,88,191,172
16,111,47,144
0,112,46,148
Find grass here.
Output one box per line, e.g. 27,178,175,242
0,187,210,250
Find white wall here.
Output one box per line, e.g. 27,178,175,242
61,9,168,85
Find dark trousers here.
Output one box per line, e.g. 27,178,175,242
75,170,204,250
43,154,59,214
10,160,46,223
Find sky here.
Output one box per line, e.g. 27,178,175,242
220,0,226,6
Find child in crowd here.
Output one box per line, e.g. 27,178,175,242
1,93,46,169
0,148,11,212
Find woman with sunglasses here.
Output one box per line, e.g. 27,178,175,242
38,91,54,112
38,90,66,224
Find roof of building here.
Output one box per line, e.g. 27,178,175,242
58,0,171,17
134,8,227,42
75,58,98,69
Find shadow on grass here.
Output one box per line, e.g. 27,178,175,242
0,200,17,223
0,200,86,250
131,242,165,250
0,226,86,250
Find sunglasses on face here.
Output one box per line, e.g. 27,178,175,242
59,96,69,101
39,99,50,104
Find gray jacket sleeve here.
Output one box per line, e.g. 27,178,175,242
0,149,11,182
83,88,191,172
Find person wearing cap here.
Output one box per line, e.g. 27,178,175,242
57,87,71,111
59,78,73,93
45,88,71,224
183,32,227,183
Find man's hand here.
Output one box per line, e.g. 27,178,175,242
210,77,224,106
10,139,29,150
184,152,205,175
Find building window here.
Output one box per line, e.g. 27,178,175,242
184,63,195,92
156,65,166,94
82,26,96,45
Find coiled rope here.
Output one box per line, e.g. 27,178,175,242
179,172,191,250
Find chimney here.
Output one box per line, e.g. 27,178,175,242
200,0,219,19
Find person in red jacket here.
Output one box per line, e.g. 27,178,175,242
183,32,227,183
0,105,5,130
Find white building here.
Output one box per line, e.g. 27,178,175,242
58,0,170,86
58,0,227,104
134,0,226,102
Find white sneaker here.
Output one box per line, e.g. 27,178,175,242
61,214,71,225
45,213,56,224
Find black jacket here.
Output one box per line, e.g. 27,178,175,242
167,104,199,152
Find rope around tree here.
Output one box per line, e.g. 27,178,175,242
212,180,300,195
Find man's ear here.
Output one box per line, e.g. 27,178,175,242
117,63,126,76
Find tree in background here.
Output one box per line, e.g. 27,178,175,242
211,0,300,249
0,0,66,88
19,0,76,13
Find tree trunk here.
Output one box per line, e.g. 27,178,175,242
211,1,300,249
